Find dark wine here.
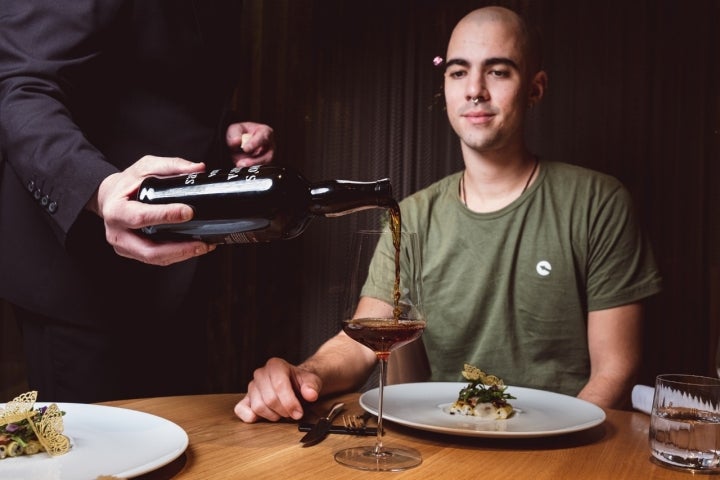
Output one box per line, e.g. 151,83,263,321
388,203,402,319
343,318,426,360
136,165,394,244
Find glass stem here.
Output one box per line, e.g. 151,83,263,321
374,355,388,454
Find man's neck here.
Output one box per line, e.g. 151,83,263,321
460,148,538,213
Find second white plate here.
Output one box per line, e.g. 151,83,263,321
0,402,188,479
360,382,606,438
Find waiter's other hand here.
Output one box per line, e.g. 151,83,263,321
226,122,275,167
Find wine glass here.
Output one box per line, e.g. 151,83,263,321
334,229,425,471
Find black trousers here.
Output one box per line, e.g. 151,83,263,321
14,301,212,403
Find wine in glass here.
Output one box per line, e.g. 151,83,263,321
334,227,425,471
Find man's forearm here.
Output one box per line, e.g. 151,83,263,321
577,371,636,409
300,332,377,396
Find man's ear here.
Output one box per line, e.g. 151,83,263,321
528,70,548,108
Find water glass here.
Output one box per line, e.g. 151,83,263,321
649,374,720,472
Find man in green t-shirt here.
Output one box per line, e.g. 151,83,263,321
235,5,662,422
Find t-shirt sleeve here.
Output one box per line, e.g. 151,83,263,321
585,183,662,311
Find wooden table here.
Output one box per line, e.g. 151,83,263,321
102,393,694,479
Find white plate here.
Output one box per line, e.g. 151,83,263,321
359,382,606,438
0,403,188,479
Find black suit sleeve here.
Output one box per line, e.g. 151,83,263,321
0,0,123,244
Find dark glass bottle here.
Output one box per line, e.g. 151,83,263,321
136,165,394,244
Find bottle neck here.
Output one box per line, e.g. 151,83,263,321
309,178,394,216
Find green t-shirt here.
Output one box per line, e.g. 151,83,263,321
363,161,662,396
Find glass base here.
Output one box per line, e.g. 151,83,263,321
650,454,720,474
334,445,422,471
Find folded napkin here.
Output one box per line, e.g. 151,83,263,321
631,384,654,414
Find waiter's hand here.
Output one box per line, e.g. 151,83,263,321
88,155,214,266
226,122,275,167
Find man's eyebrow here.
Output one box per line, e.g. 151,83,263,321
444,57,520,71
444,58,469,71
484,57,520,70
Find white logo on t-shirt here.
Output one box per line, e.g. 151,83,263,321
536,260,552,276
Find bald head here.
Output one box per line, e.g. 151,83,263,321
450,6,542,76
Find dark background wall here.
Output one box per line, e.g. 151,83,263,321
2,0,719,399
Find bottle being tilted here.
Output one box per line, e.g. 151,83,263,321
136,165,395,244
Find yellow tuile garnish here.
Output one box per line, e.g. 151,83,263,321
0,390,38,426
460,363,505,387
1,391,71,458
29,403,70,456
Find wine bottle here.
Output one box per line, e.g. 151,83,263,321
136,165,394,244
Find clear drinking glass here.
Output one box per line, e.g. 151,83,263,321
334,230,425,471
649,374,720,472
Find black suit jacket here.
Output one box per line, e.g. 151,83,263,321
0,0,244,326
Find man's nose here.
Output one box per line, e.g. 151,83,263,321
466,74,488,104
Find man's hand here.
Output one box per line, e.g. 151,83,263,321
89,155,215,266
226,122,275,167
235,357,322,423
235,330,377,423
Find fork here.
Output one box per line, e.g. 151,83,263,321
342,414,365,432
342,411,375,434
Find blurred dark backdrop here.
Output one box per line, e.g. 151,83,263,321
2,0,718,399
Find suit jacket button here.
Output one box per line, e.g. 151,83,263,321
27,180,35,192
41,195,49,206
48,201,58,213
33,188,42,200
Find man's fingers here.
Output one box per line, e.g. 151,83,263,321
122,202,194,230
234,397,258,423
130,156,205,178
110,229,214,265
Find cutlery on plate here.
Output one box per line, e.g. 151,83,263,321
299,402,345,447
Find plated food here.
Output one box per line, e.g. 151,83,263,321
0,390,71,459
449,364,516,419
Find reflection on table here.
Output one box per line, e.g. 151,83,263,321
102,392,692,479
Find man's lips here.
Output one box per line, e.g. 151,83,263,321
462,110,495,125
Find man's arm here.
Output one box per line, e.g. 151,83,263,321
577,302,644,409
302,296,393,396
235,297,383,422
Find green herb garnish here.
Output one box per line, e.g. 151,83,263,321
458,363,515,408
